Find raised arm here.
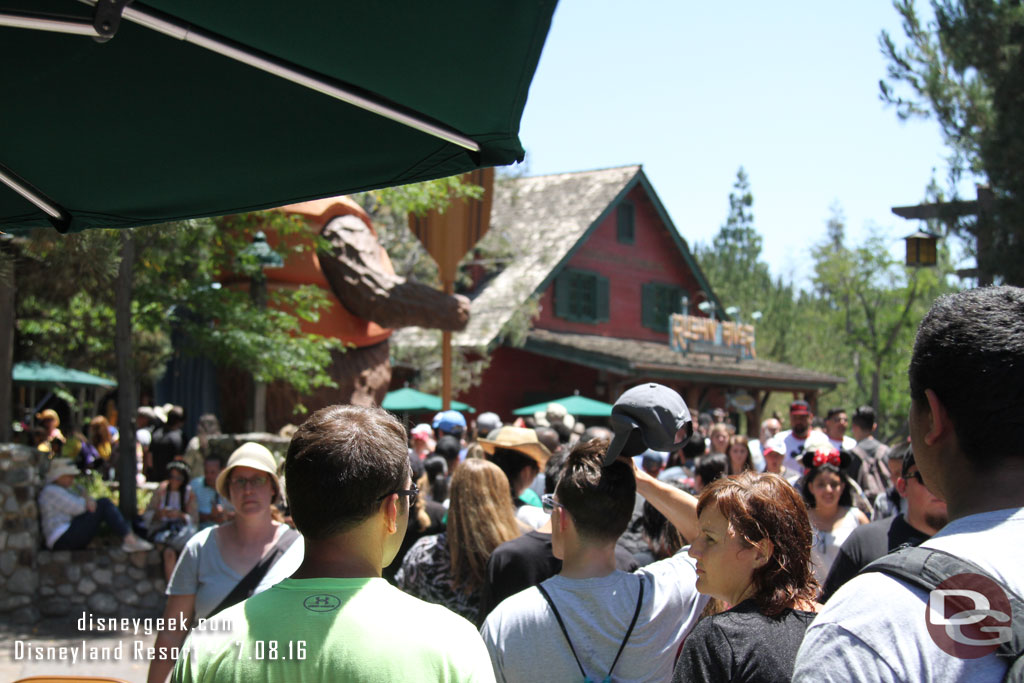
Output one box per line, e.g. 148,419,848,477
625,458,700,543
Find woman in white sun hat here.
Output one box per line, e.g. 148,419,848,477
148,443,303,683
38,458,153,553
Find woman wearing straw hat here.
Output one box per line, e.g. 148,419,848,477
147,443,303,683
37,458,153,553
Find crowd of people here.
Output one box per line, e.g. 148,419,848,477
29,286,1024,682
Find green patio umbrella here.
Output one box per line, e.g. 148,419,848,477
0,0,557,233
12,361,116,387
382,387,475,414
513,395,614,417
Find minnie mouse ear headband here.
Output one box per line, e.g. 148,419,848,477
800,445,851,471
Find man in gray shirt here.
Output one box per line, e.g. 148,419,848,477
481,383,707,682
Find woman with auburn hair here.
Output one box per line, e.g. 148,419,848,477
726,434,755,475
397,458,522,625
673,472,820,683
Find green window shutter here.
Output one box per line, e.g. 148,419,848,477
596,275,610,322
642,282,655,329
554,271,571,320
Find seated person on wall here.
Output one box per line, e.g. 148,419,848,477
38,458,153,553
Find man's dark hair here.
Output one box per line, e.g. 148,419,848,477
556,439,634,543
694,452,728,487
682,432,707,459
424,456,449,502
284,405,409,539
435,435,461,465
535,427,560,455
851,405,876,432
544,450,568,495
580,426,612,443
488,447,538,497
825,408,846,421
551,421,573,445
909,286,1024,467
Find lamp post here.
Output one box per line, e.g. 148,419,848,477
238,231,283,433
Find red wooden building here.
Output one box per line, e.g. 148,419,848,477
392,165,842,432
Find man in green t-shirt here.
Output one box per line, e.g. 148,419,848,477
173,405,495,683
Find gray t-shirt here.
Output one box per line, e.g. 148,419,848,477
480,548,707,682
794,507,1024,682
167,524,305,619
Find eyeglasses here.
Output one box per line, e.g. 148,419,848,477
229,474,269,490
904,471,925,486
378,482,419,508
541,493,566,514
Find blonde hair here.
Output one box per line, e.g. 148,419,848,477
447,459,521,593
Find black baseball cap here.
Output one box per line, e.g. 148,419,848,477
605,383,693,466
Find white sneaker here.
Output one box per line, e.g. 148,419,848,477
122,535,154,553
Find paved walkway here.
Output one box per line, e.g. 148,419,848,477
1,617,158,683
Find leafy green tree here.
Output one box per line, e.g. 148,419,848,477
880,0,1024,284
15,217,341,400
695,167,805,364
806,206,956,437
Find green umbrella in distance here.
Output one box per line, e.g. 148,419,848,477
0,0,557,233
382,387,475,415
13,361,116,387
513,395,614,418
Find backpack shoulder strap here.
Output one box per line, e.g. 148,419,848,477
863,545,1024,678
537,583,589,681
606,577,645,681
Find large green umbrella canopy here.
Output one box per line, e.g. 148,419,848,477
13,361,116,387
513,395,614,417
0,0,557,232
382,387,474,414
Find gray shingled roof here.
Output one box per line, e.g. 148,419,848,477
525,329,846,390
390,164,641,349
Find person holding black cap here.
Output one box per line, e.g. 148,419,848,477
481,383,707,682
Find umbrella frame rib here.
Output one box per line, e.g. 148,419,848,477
2,2,482,154
0,164,66,222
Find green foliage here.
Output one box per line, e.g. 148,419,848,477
806,208,956,437
14,214,342,396
695,168,804,365
880,0,1024,284
697,170,958,439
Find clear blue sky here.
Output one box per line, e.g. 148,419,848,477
516,1,967,285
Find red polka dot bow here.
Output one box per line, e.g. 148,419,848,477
812,447,841,468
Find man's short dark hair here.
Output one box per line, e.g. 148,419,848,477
284,405,409,539
851,405,876,432
435,435,461,464
825,408,846,421
556,439,634,543
580,426,612,443
550,421,573,445
694,452,728,486
544,450,568,495
898,444,916,479
909,286,1024,467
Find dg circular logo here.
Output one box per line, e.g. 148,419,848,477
925,573,1013,659
303,594,341,613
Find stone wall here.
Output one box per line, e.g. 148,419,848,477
0,444,165,625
